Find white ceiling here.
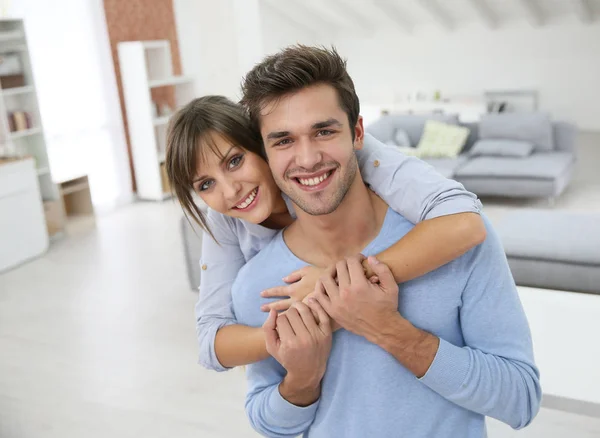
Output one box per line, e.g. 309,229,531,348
261,0,600,34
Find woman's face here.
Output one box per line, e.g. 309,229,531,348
192,133,282,224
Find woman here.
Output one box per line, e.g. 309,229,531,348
166,95,486,371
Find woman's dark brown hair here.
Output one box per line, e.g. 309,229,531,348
165,95,264,236
240,45,360,138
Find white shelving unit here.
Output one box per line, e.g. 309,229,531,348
118,39,195,201
0,19,62,244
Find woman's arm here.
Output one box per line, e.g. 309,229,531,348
196,210,268,370
358,133,486,282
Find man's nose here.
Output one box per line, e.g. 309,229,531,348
295,137,322,170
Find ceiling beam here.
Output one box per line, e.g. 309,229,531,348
416,0,454,31
261,0,339,36
372,0,413,33
518,0,544,26
573,0,594,24
465,0,498,29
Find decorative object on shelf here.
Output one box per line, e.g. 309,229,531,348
8,110,32,131
0,51,24,88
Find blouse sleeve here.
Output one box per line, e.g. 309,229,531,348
357,133,482,224
195,209,246,372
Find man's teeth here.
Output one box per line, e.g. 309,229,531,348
298,172,331,187
236,189,257,209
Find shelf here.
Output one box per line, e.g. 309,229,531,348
142,41,169,50
0,30,24,42
1,85,35,96
10,127,42,139
153,114,172,126
148,76,193,88
61,180,89,196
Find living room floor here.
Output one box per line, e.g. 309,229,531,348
1,133,599,437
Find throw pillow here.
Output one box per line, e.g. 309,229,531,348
470,139,534,158
393,128,411,147
415,120,470,158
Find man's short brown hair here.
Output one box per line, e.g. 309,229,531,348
240,45,360,138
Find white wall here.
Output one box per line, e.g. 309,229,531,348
259,16,600,131
174,0,247,100
6,0,133,212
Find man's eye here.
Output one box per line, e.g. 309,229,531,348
317,129,334,137
198,180,214,192
228,155,243,169
274,138,292,146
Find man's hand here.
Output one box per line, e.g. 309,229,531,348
313,255,400,341
262,301,332,406
260,266,325,312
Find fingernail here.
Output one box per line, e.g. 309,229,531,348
261,305,268,311
282,276,288,281
308,298,315,304
369,256,380,265
260,291,266,297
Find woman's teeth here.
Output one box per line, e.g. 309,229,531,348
235,188,257,209
298,171,331,187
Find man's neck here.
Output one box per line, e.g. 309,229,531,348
283,178,388,267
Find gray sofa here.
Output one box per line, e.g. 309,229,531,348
366,112,577,200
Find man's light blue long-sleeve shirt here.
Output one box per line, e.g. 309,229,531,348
231,210,541,438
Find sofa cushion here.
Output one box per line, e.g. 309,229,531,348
479,112,554,152
422,155,469,179
469,139,534,158
366,113,459,146
455,152,574,180
497,210,600,266
416,120,470,158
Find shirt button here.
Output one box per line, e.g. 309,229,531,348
201,264,208,270
373,160,380,168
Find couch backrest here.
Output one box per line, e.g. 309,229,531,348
366,113,460,147
367,113,577,155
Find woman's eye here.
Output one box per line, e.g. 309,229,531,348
198,180,214,192
228,155,243,169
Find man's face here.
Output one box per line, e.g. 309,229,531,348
259,83,364,216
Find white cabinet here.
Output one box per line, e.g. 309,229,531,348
0,157,48,272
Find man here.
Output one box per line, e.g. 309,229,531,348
231,45,541,437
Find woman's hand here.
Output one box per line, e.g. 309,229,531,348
260,266,325,312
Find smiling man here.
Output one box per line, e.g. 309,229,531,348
232,45,541,438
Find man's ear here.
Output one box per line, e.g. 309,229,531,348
353,115,365,151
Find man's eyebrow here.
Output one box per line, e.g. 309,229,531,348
192,146,236,183
312,118,343,130
266,131,290,140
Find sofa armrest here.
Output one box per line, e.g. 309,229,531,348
553,121,578,155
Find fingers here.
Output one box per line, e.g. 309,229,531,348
321,272,339,300
293,302,319,330
276,313,295,339
335,260,350,288
263,309,279,350
306,298,331,335
347,256,368,284
261,298,292,312
313,279,332,313
284,307,309,338
368,256,396,291
261,286,290,299
282,267,305,284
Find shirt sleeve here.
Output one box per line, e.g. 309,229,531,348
357,133,482,224
195,210,246,372
244,358,319,438
418,216,542,429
